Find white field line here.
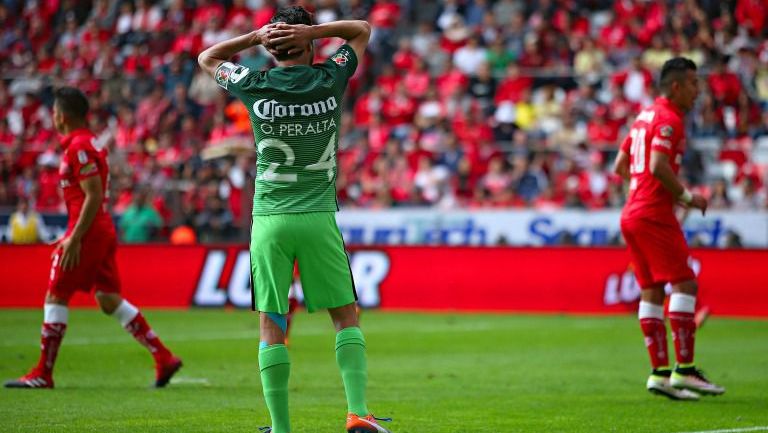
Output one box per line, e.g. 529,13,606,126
1,322,497,347
170,377,211,385
676,427,768,433
0,330,258,347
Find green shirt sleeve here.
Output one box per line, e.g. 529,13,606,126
321,44,359,83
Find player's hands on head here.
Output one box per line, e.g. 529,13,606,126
59,236,82,271
689,194,708,216
253,23,278,47
265,23,313,55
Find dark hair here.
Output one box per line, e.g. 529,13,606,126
54,86,89,120
269,6,314,61
659,57,697,91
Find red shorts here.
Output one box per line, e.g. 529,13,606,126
48,229,121,301
620,216,695,288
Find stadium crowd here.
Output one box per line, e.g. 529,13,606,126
0,0,767,242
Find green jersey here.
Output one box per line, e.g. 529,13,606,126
215,45,358,215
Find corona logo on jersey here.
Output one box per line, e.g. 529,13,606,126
252,96,339,122
192,248,390,308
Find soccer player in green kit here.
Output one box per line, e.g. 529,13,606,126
198,7,391,433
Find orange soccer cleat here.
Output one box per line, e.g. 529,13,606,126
346,413,392,433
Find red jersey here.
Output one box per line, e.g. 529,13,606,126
620,97,687,222
58,128,113,232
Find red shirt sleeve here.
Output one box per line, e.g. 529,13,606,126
66,140,101,183
649,118,683,158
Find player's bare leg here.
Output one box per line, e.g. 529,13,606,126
95,291,182,387
668,281,725,395
4,292,69,389
258,312,291,433
330,304,391,433
284,295,299,346
639,287,698,400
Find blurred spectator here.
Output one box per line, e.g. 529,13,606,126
453,36,487,77
709,178,733,209
0,0,764,246
120,189,163,243
195,196,234,242
6,198,49,244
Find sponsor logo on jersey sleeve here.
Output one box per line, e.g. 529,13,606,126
651,137,672,149
659,125,674,138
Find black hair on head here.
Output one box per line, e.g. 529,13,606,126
54,86,89,119
269,6,314,26
659,57,697,91
269,6,314,61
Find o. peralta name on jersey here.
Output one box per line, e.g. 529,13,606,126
253,97,338,122
260,118,337,137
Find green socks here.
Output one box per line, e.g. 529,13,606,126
335,327,369,416
259,344,291,433
258,328,368,432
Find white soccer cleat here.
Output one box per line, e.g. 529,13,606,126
671,368,726,396
647,374,700,401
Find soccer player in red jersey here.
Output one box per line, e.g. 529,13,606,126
613,58,725,400
4,87,182,389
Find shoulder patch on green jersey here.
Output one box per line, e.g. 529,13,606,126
331,51,350,66
215,62,250,90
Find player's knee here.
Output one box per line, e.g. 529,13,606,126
44,292,68,306
640,287,665,304
328,303,359,332
95,292,122,314
259,312,287,345
672,280,698,296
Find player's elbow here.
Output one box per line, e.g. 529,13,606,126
197,51,209,70
359,20,372,35
612,153,629,178
612,162,625,177
352,20,371,40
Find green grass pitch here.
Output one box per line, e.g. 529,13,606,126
1,309,766,433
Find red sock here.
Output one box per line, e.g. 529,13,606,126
669,293,697,365
669,312,696,364
125,313,171,362
639,318,669,369
35,323,67,376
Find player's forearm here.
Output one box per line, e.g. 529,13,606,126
309,20,371,43
198,32,261,72
650,161,685,198
69,193,102,241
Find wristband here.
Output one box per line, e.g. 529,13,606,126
678,189,693,204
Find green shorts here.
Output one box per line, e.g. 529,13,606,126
250,211,357,314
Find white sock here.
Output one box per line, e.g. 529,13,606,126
44,303,69,324
112,300,139,327
638,301,664,320
669,293,696,313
